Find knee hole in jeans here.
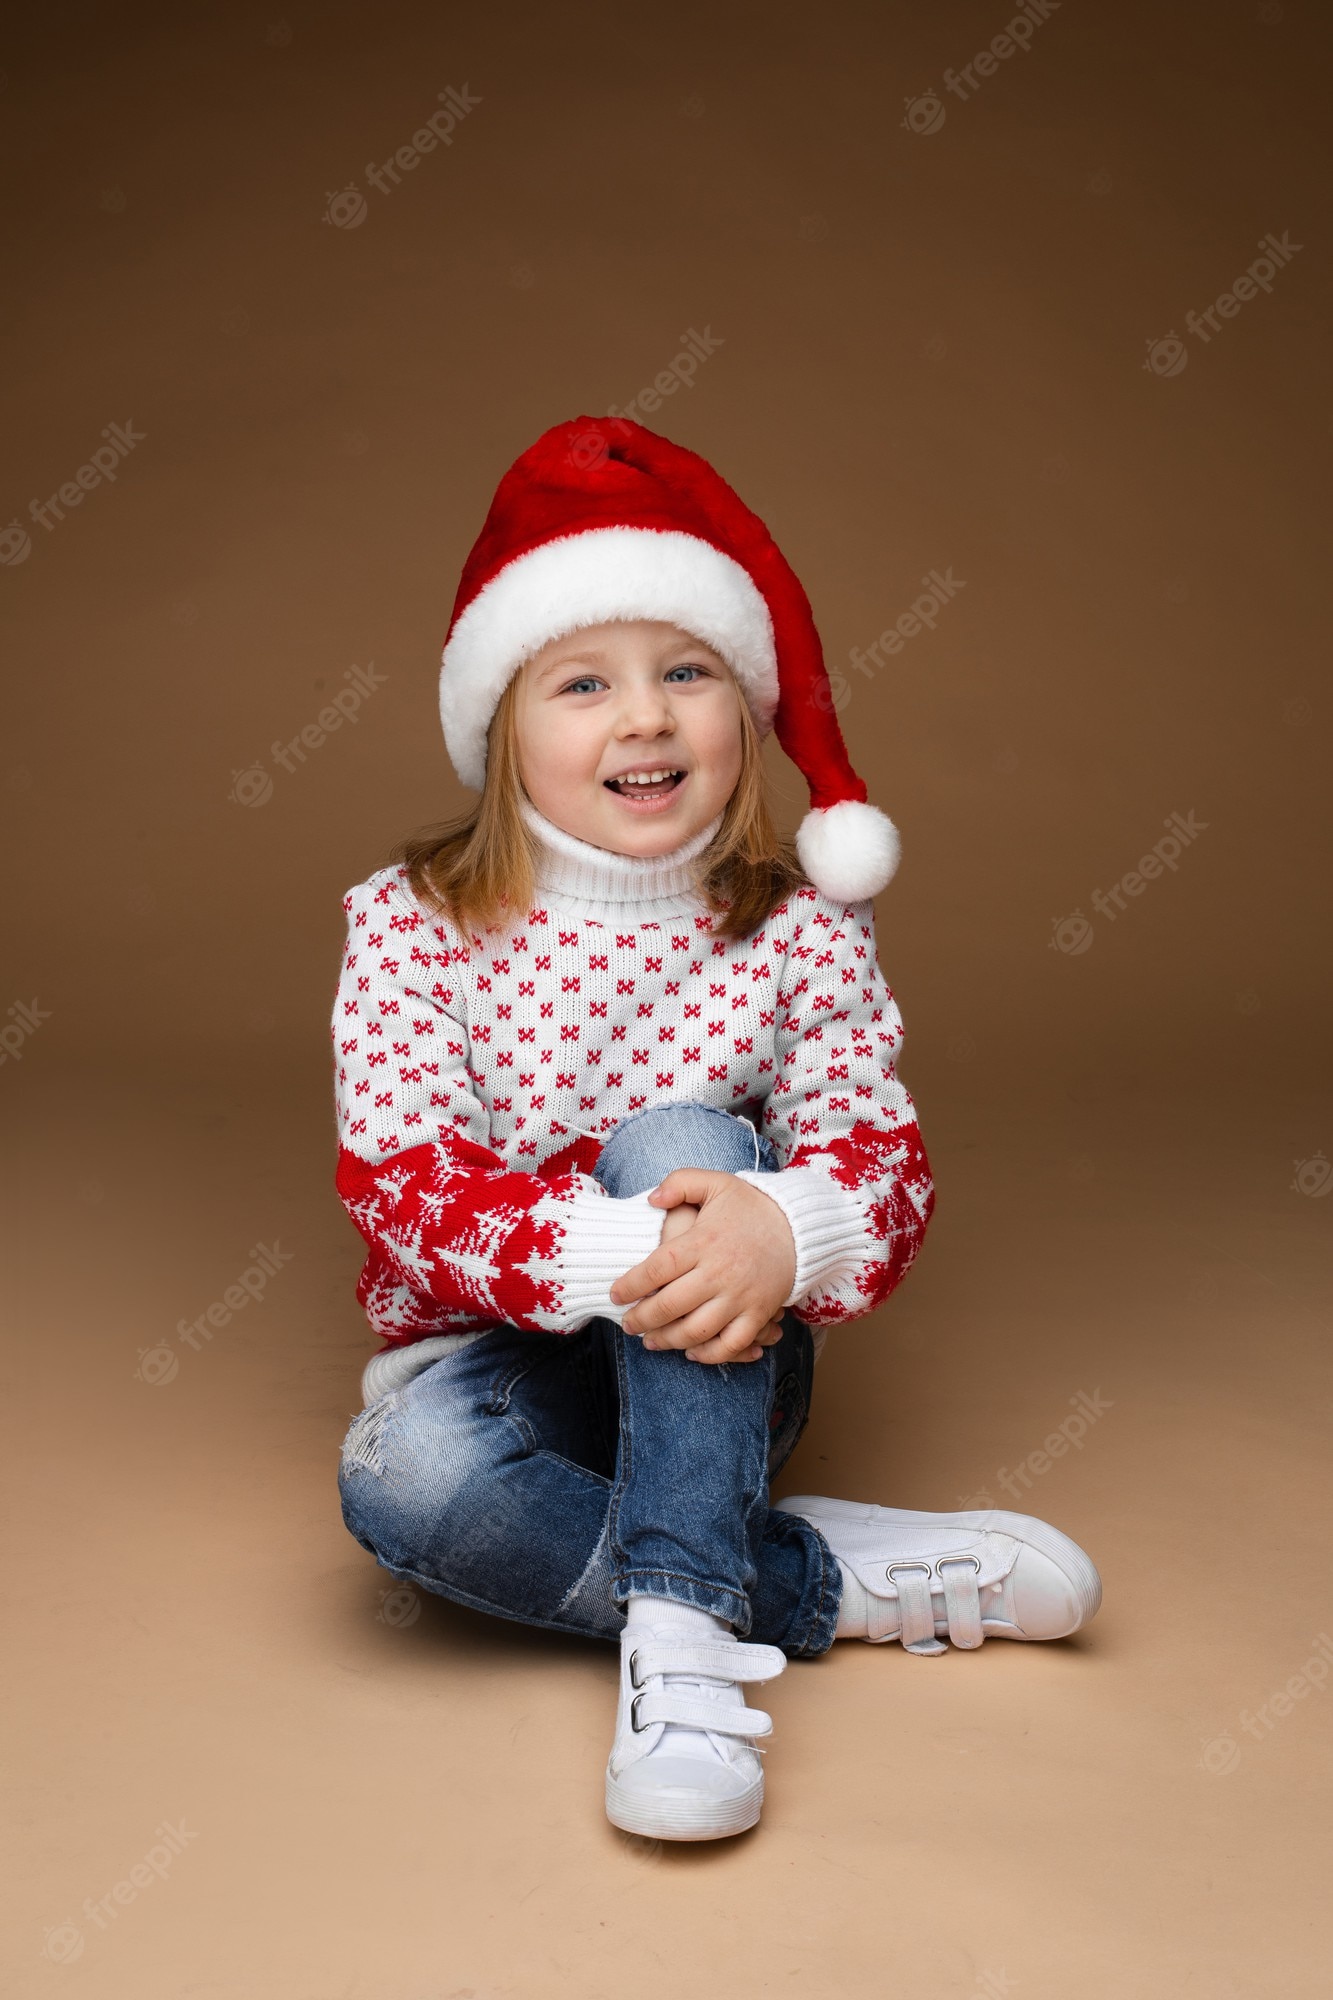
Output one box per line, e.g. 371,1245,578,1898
341,1395,396,1478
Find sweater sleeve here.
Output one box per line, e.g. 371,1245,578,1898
731,890,935,1329
332,872,663,1345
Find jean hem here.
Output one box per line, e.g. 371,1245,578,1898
614,1568,753,1633
771,1514,843,1659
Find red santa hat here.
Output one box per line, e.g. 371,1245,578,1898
439,415,901,902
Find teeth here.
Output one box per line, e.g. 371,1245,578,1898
614,770,679,787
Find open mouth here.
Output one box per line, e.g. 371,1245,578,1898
602,769,686,800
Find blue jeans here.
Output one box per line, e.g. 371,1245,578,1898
337,1102,843,1657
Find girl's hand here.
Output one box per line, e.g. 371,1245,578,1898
610,1170,797,1365
649,1201,785,1362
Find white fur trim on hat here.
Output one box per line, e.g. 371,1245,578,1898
796,799,901,902
440,526,779,789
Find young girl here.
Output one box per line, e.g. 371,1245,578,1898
332,417,1102,1843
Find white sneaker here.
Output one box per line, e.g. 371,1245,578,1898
778,1496,1102,1652
604,1618,788,1841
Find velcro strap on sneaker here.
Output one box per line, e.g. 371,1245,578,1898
893,1565,948,1656
630,1691,774,1737
866,1586,900,1644
938,1556,984,1649
628,1641,787,1687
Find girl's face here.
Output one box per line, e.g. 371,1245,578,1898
512,620,745,856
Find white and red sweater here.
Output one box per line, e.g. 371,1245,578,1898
333,799,934,1405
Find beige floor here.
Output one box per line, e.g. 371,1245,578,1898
8,1053,1330,1997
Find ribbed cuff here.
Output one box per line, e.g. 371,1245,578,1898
559,1186,666,1326
732,1166,870,1312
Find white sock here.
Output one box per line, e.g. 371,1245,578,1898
624,1595,734,1763
626,1593,731,1638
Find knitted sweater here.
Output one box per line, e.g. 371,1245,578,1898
333,799,934,1404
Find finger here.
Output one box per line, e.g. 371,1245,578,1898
609,1232,702,1309
685,1316,768,1365
645,1305,781,1352
684,1336,756,1368
640,1296,731,1351
625,1269,718,1336
647,1168,724,1211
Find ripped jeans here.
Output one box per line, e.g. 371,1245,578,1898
337,1101,844,1656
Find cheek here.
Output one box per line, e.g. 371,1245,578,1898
516,703,600,788
692,698,744,780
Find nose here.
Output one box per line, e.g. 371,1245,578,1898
612,677,676,740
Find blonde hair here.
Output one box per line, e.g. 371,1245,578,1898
394,671,805,942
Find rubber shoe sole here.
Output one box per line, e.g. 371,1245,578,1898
606,1763,764,1841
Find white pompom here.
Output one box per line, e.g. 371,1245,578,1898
795,800,901,902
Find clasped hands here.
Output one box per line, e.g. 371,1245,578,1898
608,1169,797,1366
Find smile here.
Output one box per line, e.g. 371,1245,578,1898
603,769,686,807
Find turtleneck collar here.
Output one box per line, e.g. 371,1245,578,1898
518,795,723,919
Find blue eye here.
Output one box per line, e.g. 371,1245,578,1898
557,663,710,695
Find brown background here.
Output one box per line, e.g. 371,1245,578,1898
4,1,1331,1994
